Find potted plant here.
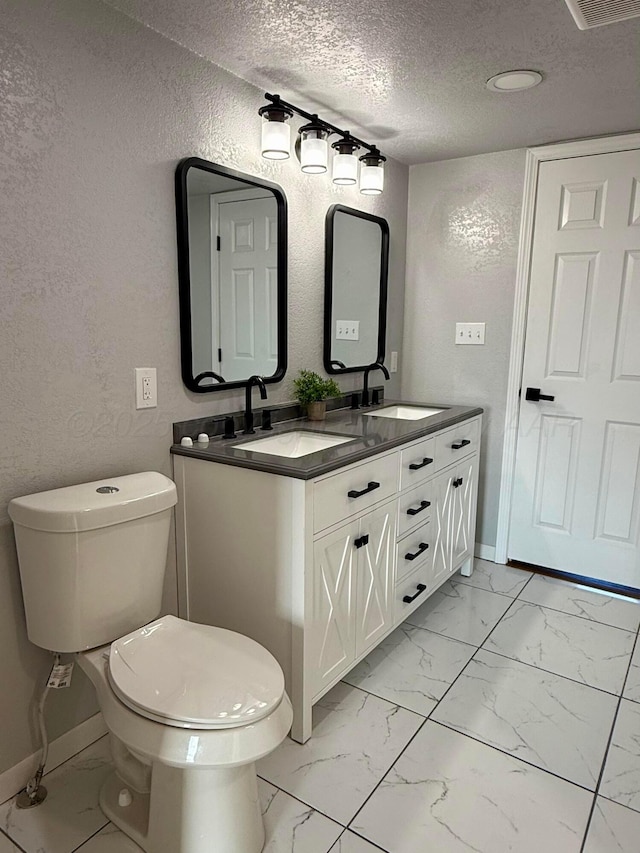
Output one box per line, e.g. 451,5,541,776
293,370,341,421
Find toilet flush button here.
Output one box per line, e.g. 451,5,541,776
118,788,133,808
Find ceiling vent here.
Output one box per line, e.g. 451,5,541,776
564,0,640,28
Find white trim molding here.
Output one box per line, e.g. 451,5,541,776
494,131,640,565
0,713,107,805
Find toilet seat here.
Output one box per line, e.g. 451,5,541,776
108,615,285,730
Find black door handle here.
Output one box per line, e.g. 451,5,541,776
451,439,471,450
354,534,369,549
525,387,555,402
407,500,431,516
403,583,427,603
348,481,380,499
452,477,463,488
405,542,429,561
409,457,433,471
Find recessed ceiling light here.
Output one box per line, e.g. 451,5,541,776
486,70,543,92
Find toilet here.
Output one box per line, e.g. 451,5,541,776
8,471,292,853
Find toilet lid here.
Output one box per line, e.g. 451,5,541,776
108,615,285,729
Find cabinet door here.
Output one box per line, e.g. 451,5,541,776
310,520,359,697
431,468,455,587
355,501,396,656
450,456,478,571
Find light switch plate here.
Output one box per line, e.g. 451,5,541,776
336,320,360,341
455,323,485,345
135,367,157,409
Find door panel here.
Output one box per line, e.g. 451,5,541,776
451,457,478,571
356,502,396,655
432,469,454,586
310,521,358,696
509,148,640,586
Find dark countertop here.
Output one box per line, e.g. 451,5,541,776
170,400,483,480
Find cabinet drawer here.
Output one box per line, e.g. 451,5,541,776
399,436,436,491
396,520,432,583
398,481,433,538
313,452,398,533
394,562,431,623
435,419,480,471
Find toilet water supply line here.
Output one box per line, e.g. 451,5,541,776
17,652,60,808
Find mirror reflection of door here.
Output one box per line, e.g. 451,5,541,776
215,191,278,382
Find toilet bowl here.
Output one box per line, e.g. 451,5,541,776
8,472,292,853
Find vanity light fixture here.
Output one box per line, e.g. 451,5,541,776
299,119,330,174
259,97,294,160
258,93,386,195
332,136,360,186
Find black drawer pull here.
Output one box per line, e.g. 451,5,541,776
405,542,429,561
451,439,471,450
452,477,463,488
354,534,369,549
407,500,430,516
403,583,427,604
409,457,433,471
348,481,380,499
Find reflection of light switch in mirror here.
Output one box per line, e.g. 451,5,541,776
336,320,360,341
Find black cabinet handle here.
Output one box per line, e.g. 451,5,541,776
525,387,555,402
354,534,370,549
409,457,433,471
452,477,463,488
403,583,427,604
348,481,380,499
451,439,471,450
407,500,430,516
405,542,429,561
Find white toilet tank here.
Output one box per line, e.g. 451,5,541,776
9,472,177,653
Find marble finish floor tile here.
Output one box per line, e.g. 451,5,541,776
259,780,343,852
455,559,532,597
484,600,635,694
601,699,640,812
257,681,423,825
432,649,618,788
351,721,592,853
329,830,385,852
405,579,513,645
0,832,21,853
519,574,640,632
583,797,640,852
75,823,141,852
623,639,640,704
343,623,476,716
0,738,111,853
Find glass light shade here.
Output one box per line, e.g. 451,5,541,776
332,152,358,185
359,161,384,195
261,116,291,160
300,128,329,174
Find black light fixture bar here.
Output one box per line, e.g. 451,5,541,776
263,93,382,157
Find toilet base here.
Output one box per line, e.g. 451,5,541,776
100,762,265,853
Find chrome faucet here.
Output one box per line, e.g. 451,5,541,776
361,362,390,407
243,375,267,434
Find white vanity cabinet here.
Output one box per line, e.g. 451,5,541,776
173,412,481,743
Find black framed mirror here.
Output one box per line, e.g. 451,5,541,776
323,205,389,375
175,158,288,393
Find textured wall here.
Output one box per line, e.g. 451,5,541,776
0,0,408,776
402,150,526,549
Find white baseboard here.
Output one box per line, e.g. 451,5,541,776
0,712,107,805
475,543,498,563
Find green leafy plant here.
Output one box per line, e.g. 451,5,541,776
293,370,341,405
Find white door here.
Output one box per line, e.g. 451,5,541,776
451,457,478,571
509,148,640,587
310,521,358,697
355,501,396,655
432,468,455,586
217,196,278,382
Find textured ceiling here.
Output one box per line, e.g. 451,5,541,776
104,0,640,164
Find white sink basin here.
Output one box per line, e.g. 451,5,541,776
364,405,446,420
235,430,355,458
